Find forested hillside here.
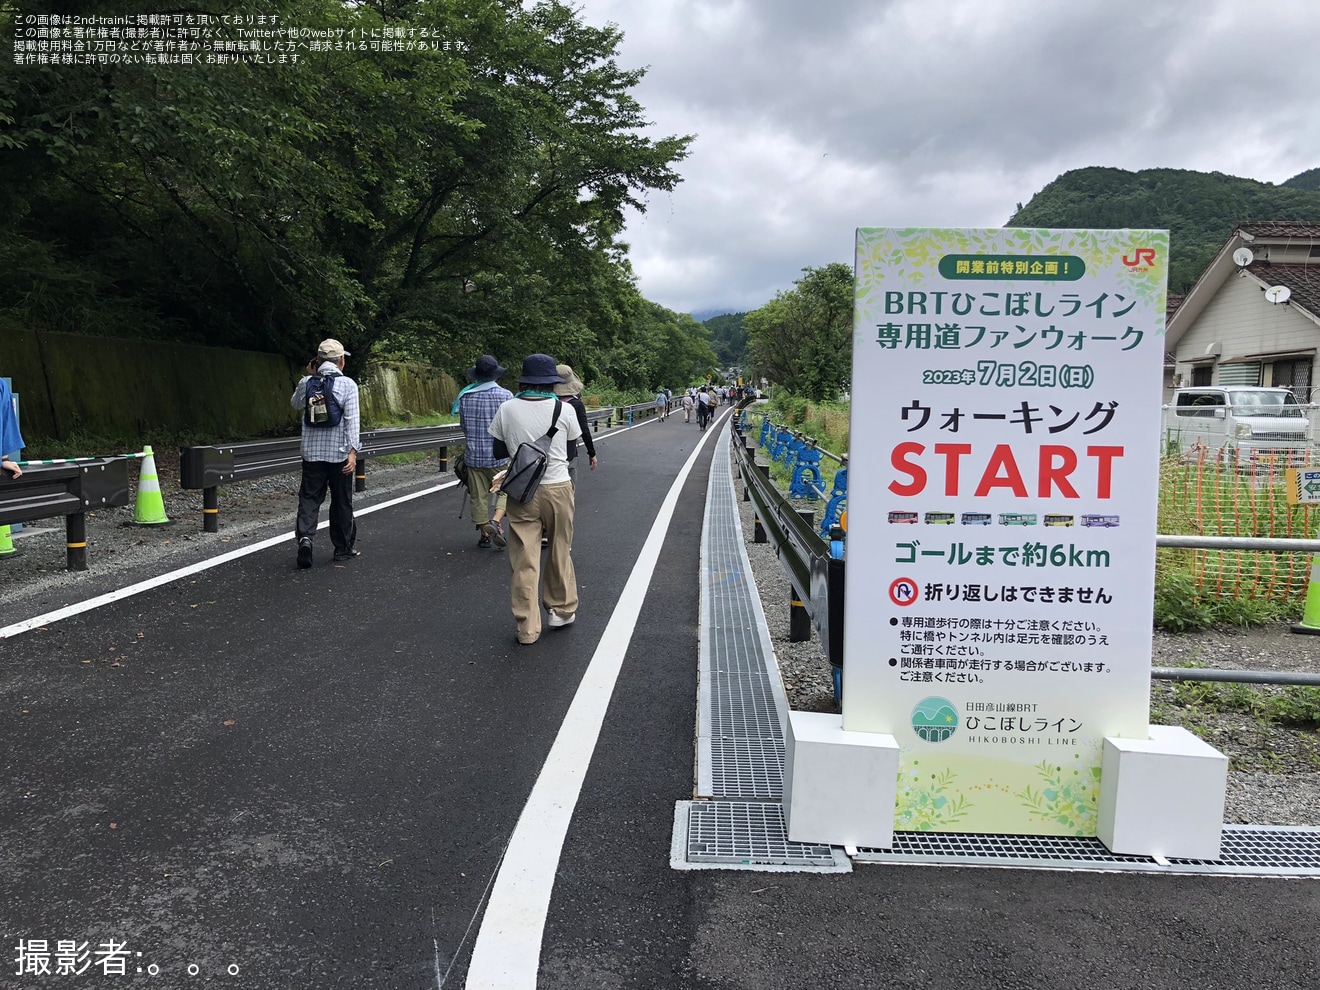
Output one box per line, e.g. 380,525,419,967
1008,167,1320,292
702,312,748,368
0,0,718,394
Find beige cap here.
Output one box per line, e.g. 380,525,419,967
317,338,351,360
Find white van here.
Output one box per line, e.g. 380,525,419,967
1164,386,1311,467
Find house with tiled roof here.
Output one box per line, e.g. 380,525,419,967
1166,222,1320,401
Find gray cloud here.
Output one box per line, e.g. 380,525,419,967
579,0,1320,313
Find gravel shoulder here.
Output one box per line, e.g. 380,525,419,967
731,446,1320,828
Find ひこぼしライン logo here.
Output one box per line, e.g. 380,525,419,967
911,697,958,742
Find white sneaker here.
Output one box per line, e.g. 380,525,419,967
547,610,576,629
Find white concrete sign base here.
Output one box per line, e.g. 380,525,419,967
784,711,900,848
1096,725,1229,860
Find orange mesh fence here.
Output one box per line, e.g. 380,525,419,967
1157,446,1320,603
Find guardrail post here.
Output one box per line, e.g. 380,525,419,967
788,508,815,642
789,583,811,641
753,512,767,543
355,459,367,493
826,553,845,703
66,512,87,571
439,445,448,473
203,486,219,533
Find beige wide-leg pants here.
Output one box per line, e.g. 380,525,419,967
505,481,577,643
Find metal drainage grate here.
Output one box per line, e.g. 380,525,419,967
695,427,790,802
852,825,1320,876
676,800,846,871
708,737,785,800
1215,825,1320,872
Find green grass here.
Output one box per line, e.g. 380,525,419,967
1153,452,1318,630
21,427,238,460
1153,665,1320,730
1152,569,1294,631
364,410,457,429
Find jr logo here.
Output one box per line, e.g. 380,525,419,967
1122,248,1156,267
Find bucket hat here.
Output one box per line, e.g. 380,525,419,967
466,354,506,381
553,364,585,397
517,353,564,385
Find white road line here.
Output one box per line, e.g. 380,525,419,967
0,482,454,642
464,409,729,990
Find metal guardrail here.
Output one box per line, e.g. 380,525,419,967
0,458,131,570
617,401,661,425
1152,667,1320,686
181,408,621,532
730,411,844,666
1156,534,1320,552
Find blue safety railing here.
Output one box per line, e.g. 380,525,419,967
751,411,849,541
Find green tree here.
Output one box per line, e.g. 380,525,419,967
1008,166,1320,293
703,311,748,367
601,295,717,393
0,0,692,379
745,263,852,400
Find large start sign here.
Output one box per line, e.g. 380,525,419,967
844,227,1168,836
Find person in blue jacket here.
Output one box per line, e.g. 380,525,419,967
1,377,24,479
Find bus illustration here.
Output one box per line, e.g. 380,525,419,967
999,512,1037,526
1081,514,1120,528
1044,514,1075,527
961,512,992,525
888,511,919,524
925,511,955,525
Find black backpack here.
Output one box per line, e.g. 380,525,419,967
304,371,344,428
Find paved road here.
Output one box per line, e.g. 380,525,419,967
3,411,1319,989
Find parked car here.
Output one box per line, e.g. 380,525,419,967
1164,387,1310,468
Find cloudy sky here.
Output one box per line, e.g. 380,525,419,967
571,0,1320,317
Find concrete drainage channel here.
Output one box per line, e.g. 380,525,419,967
671,427,1320,878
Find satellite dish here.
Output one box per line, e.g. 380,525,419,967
1264,285,1292,305
1232,247,1254,267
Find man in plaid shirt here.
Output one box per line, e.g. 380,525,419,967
290,338,361,568
455,354,513,548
